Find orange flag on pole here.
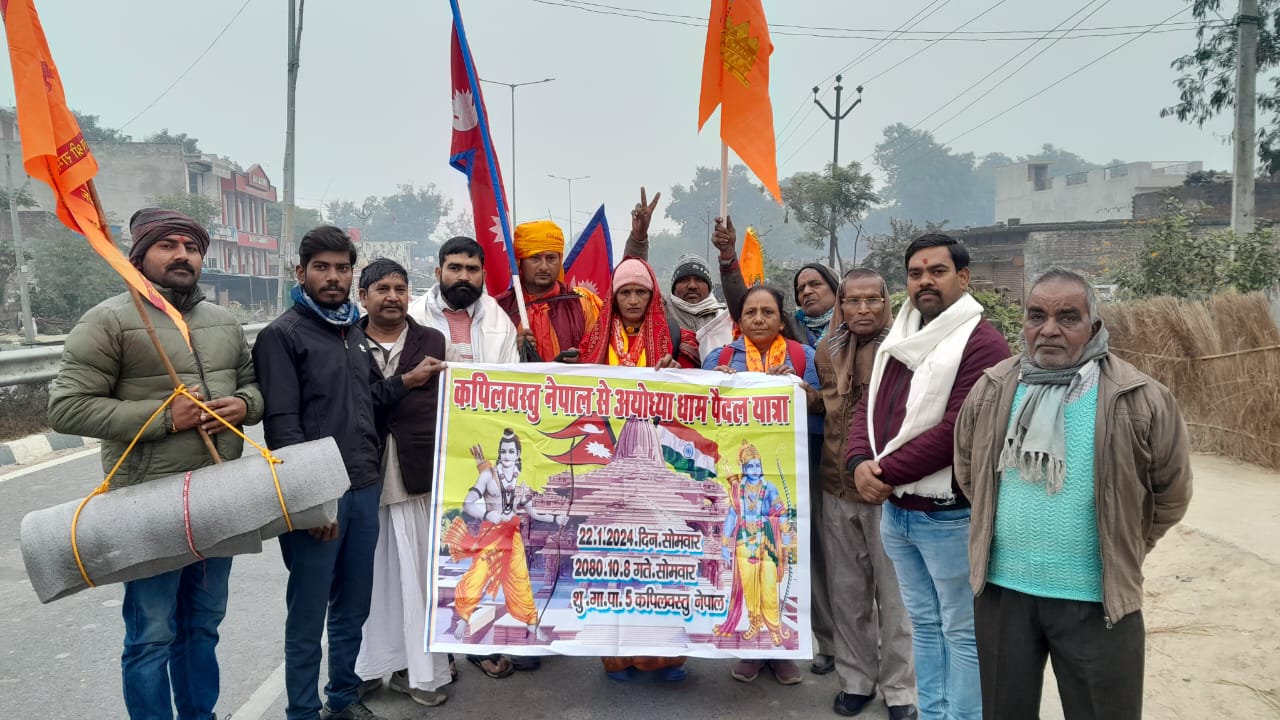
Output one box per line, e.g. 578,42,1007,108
740,225,764,286
2,0,190,346
698,0,781,204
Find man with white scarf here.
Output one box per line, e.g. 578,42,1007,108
846,233,1011,720
955,268,1191,719
410,236,519,365
621,188,744,362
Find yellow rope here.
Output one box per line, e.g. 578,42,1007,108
70,385,291,589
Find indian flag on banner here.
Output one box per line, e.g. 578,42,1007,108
657,421,719,481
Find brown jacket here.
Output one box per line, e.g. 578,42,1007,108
955,354,1193,623
813,339,863,499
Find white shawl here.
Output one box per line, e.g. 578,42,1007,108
866,293,984,500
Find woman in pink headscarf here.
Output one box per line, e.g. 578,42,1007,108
578,257,698,369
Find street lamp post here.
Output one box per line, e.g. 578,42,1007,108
4,149,34,344
480,77,554,222
547,174,589,240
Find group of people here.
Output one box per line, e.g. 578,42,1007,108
48,191,1192,720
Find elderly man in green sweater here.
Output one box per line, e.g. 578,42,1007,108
48,207,263,720
955,267,1192,720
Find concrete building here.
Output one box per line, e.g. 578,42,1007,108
0,108,281,314
994,160,1202,225
957,216,1229,301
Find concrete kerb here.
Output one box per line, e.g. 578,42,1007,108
0,432,98,467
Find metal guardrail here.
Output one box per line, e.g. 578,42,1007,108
0,323,266,387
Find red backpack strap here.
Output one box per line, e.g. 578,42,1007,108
719,345,734,368
785,340,807,377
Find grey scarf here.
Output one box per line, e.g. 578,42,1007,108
667,294,725,331
1000,323,1110,494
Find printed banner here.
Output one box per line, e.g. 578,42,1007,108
427,363,810,659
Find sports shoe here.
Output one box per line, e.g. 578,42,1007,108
888,705,919,720
769,659,803,685
388,669,447,707
811,654,836,674
833,691,873,716
356,677,383,699
731,659,766,682
320,701,386,720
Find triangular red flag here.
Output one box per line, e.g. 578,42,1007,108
563,205,613,300
449,0,515,296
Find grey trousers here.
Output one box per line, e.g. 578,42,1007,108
822,492,917,705
975,584,1144,720
810,447,835,658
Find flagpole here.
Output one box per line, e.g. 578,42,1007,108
87,180,222,464
719,141,729,219
449,0,528,330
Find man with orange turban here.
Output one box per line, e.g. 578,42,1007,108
496,220,602,362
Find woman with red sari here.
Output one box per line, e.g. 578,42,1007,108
578,258,698,370
578,258,697,681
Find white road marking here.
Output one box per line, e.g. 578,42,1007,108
0,446,98,483
233,660,286,720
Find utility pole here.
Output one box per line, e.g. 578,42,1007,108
813,76,863,271
5,150,34,343
1232,0,1259,235
278,0,304,314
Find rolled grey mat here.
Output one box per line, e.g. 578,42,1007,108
20,437,350,603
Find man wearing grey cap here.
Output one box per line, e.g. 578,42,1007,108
622,189,746,361
48,207,263,720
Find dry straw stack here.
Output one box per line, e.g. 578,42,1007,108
1100,292,1280,470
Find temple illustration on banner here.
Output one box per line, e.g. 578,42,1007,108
434,417,802,653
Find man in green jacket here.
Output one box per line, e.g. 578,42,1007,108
955,267,1192,720
48,207,263,720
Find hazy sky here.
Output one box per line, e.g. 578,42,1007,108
0,0,1235,238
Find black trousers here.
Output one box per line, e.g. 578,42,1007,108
974,583,1144,720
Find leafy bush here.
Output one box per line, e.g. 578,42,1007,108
1110,198,1280,300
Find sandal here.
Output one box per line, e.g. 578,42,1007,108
466,653,514,679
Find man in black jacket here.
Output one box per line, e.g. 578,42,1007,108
253,227,436,720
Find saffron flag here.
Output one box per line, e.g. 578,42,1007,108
698,0,781,204
740,225,764,286
449,0,515,296
563,204,613,300
1,0,191,346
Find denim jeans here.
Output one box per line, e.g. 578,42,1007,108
280,483,380,720
121,556,233,720
880,502,981,720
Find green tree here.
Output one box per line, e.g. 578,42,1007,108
147,192,221,225
145,129,201,154
1163,0,1280,172
780,161,878,270
873,124,988,229
861,218,948,292
663,164,806,265
1110,197,1280,299
266,203,324,246
29,223,126,328
325,184,448,257
72,111,132,143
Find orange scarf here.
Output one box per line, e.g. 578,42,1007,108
744,336,788,372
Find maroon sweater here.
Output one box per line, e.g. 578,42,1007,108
845,319,1011,511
